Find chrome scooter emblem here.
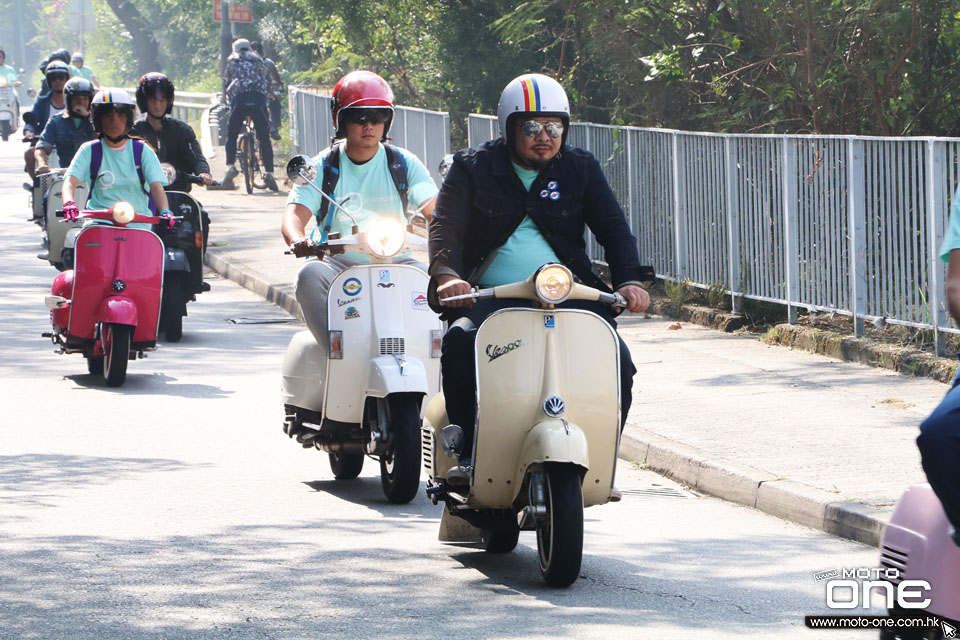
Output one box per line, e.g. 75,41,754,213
543,395,566,418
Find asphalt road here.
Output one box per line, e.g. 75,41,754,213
1,141,883,639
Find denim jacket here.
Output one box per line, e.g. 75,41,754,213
36,113,95,167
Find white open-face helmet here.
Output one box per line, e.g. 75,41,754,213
497,73,570,146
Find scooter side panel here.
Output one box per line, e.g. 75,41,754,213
471,309,620,509
68,226,164,343
281,330,326,411
46,179,86,265
324,264,441,423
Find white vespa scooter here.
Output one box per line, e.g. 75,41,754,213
281,155,443,504
44,172,86,270
423,263,631,587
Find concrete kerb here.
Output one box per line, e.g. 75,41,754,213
205,250,302,319
621,431,887,547
205,250,887,548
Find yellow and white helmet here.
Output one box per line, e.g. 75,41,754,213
497,73,570,145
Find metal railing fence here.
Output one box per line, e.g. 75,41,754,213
468,114,960,354
289,88,451,184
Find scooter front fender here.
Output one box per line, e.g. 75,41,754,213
366,355,429,398
514,419,589,492
99,296,138,327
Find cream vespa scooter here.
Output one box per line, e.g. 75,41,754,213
423,263,630,587
281,156,443,504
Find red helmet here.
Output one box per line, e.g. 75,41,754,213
331,70,395,141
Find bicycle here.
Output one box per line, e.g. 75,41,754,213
237,114,266,194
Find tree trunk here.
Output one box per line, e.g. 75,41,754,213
102,0,160,77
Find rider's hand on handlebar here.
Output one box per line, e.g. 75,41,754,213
23,130,34,141
62,201,80,222
198,172,214,186
289,237,316,258
615,284,650,314
437,276,473,308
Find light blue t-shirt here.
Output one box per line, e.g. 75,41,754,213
940,191,960,261
478,162,560,287
66,138,166,228
69,65,96,81
286,143,438,263
0,64,18,85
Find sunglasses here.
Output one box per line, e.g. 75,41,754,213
520,120,564,139
342,108,391,125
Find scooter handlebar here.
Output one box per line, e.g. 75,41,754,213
56,209,165,225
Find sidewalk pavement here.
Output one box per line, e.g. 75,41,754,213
196,179,950,548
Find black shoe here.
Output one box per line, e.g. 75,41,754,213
270,128,280,141
200,281,211,292
263,173,278,192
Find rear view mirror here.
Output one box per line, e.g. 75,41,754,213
286,155,316,186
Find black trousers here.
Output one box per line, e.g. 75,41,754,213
225,92,274,172
917,367,960,534
268,93,281,130
440,298,637,461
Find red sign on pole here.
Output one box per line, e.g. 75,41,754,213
213,0,253,23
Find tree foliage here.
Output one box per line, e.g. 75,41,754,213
21,0,960,137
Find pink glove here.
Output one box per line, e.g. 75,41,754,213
159,209,176,229
62,201,80,222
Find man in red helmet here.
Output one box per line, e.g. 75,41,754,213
281,70,438,358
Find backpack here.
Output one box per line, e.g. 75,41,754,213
314,142,408,242
88,138,155,214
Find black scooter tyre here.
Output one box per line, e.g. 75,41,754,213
86,355,103,375
536,463,584,587
103,323,131,387
379,393,422,504
481,528,520,553
329,451,364,480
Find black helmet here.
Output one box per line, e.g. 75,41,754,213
91,89,137,141
136,72,175,114
45,60,71,84
49,49,71,64
64,77,95,119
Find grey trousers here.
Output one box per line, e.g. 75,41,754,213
295,254,426,350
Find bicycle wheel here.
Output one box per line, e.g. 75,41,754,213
239,134,254,194
252,136,267,190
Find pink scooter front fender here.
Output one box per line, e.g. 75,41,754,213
99,296,138,327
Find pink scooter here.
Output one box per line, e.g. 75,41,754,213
43,202,166,387
879,483,960,638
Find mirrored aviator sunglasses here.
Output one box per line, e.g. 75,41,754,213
344,108,390,125
521,120,564,139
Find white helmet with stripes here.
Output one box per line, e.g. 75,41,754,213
497,73,570,146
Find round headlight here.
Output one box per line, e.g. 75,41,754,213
534,264,573,304
111,201,136,225
365,217,405,258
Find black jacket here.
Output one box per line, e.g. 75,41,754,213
428,138,649,312
131,116,210,193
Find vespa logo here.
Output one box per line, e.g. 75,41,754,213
377,282,395,288
543,395,566,418
486,339,526,362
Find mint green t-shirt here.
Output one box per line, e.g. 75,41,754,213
286,144,438,263
940,190,960,261
66,139,166,228
478,162,560,287
69,65,95,81
0,65,18,86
